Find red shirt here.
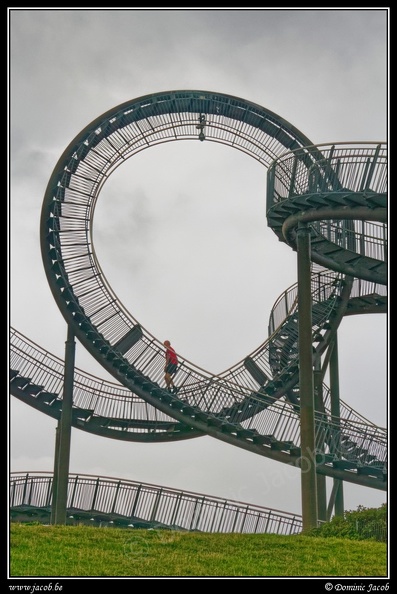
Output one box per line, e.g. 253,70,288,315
166,346,178,365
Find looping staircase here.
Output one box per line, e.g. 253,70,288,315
11,92,388,511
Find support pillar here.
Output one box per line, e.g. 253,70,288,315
329,334,344,517
314,367,327,522
51,324,76,524
296,222,318,531
50,424,60,524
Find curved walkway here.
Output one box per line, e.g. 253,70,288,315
10,92,387,515
9,471,303,534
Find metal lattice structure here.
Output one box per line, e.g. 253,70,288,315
10,90,387,528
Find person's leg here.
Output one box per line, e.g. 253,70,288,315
165,368,174,391
170,368,178,392
165,364,178,392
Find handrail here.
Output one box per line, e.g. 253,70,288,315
10,326,387,468
9,471,303,534
10,93,387,517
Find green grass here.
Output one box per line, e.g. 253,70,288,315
9,523,387,577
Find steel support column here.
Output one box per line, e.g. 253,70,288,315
329,334,344,517
314,367,327,522
52,324,75,524
296,222,318,531
50,424,60,524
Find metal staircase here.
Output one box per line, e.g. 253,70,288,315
10,91,388,523
10,261,387,488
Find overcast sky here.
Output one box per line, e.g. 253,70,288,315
9,8,388,517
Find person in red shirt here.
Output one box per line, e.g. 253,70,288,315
164,340,178,393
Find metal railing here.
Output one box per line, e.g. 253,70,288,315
9,328,183,429
266,142,387,264
10,326,387,470
40,92,315,409
267,142,387,202
9,472,303,535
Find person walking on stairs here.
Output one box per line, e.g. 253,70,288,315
164,340,178,393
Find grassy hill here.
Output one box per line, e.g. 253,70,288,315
9,522,387,578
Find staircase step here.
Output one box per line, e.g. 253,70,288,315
333,459,358,471
305,195,332,208
220,422,239,435
181,404,196,416
107,418,130,429
289,446,301,457
345,194,369,207
207,416,224,428
326,194,351,206
169,399,184,410
365,194,387,208
252,434,277,447
24,384,45,396
72,408,94,421
50,400,63,412
271,440,294,451
357,465,386,479
36,391,59,404
159,392,173,404
235,427,254,439
11,376,32,388
87,415,108,428
149,387,163,398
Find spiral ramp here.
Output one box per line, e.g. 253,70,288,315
10,91,387,526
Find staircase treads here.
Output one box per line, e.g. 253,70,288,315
24,384,45,396
356,465,386,479
49,399,62,411
332,459,358,471
271,440,295,451
11,376,32,388
207,416,224,428
252,434,277,447
72,408,94,421
36,391,59,404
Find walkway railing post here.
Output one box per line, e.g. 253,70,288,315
52,323,75,524
296,221,318,531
